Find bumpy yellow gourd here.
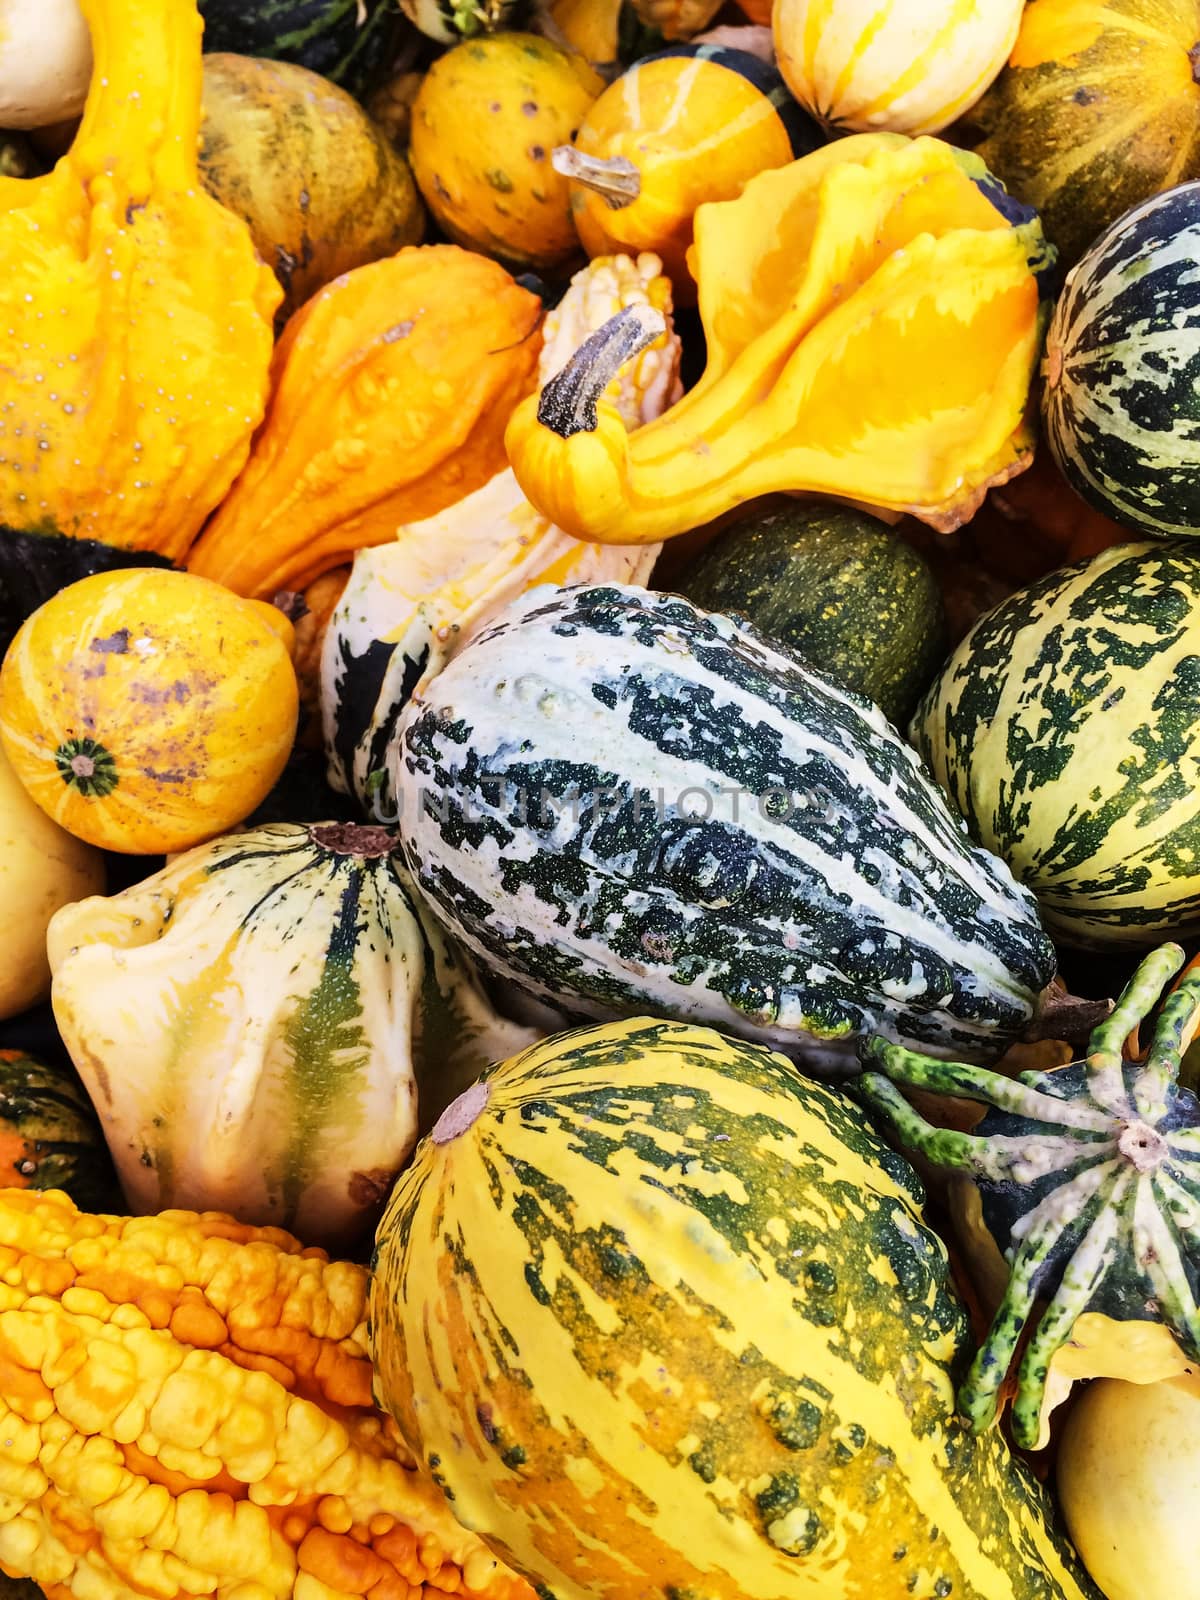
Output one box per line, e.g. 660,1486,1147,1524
0,1188,535,1600
506,133,1055,545
0,0,280,563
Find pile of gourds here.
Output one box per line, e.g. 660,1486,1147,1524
3,2,1200,1600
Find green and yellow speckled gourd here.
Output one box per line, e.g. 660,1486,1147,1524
0,0,279,581
912,542,1200,947
857,943,1200,1452
369,1016,1100,1600
46,821,538,1251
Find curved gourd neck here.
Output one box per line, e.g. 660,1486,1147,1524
0,0,202,209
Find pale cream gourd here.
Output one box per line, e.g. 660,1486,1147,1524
0,0,92,128
773,0,1025,135
0,741,103,1020
47,821,539,1250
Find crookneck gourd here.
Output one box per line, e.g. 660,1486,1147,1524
857,942,1200,1452
390,583,1058,1068
0,1187,535,1600
323,251,682,820
505,133,1056,545
186,245,545,598
370,1016,1100,1600
0,0,280,583
46,822,539,1250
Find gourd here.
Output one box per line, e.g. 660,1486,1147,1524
186,247,544,600
1042,184,1200,539
46,821,539,1251
554,44,823,300
197,0,406,101
0,1050,119,1211
773,0,1025,135
0,742,104,1020
369,1016,1100,1600
0,1187,535,1600
856,942,1200,1452
675,501,947,728
912,542,1200,948
967,0,1200,271
0,0,280,576
505,134,1055,546
0,0,92,128
199,54,426,326
1057,1373,1200,1600
408,35,603,272
400,0,521,44
322,251,682,819
0,569,298,856
391,583,1058,1069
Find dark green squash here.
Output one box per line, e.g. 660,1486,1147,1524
197,0,407,101
673,502,947,727
0,1050,120,1212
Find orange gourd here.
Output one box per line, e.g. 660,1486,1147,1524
187,246,545,598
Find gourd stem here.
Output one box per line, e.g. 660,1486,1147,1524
551,146,642,209
309,822,396,857
1191,41,1200,85
1133,969,1200,1120
537,305,667,438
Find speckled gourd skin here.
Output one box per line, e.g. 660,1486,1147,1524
369,1016,1099,1600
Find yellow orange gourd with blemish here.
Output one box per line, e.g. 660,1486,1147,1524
0,569,298,855
408,34,603,270
0,0,279,569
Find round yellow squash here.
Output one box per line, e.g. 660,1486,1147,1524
0,570,299,856
773,0,1025,135
409,33,603,271
1057,1374,1200,1600
0,742,104,1020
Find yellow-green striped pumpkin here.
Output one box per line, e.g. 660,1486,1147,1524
772,0,1025,136
369,1017,1100,1600
913,541,1200,949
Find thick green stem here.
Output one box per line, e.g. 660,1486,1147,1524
1133,969,1200,1120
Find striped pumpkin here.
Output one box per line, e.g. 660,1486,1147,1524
773,0,1025,135
391,584,1057,1068
1043,182,1200,538
0,1050,119,1212
912,542,1200,949
369,1016,1100,1600
46,821,538,1249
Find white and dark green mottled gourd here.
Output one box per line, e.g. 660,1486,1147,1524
370,1016,1101,1600
46,821,539,1250
857,942,1200,1450
389,583,1059,1069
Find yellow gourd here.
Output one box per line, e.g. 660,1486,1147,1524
0,570,298,855
0,0,279,565
408,34,603,271
0,1187,536,1600
0,742,104,1021
506,134,1056,545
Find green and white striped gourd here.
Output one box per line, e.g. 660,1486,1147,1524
1042,181,1200,538
370,1016,1100,1600
913,540,1200,949
390,583,1057,1068
46,821,538,1250
858,942,1200,1452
